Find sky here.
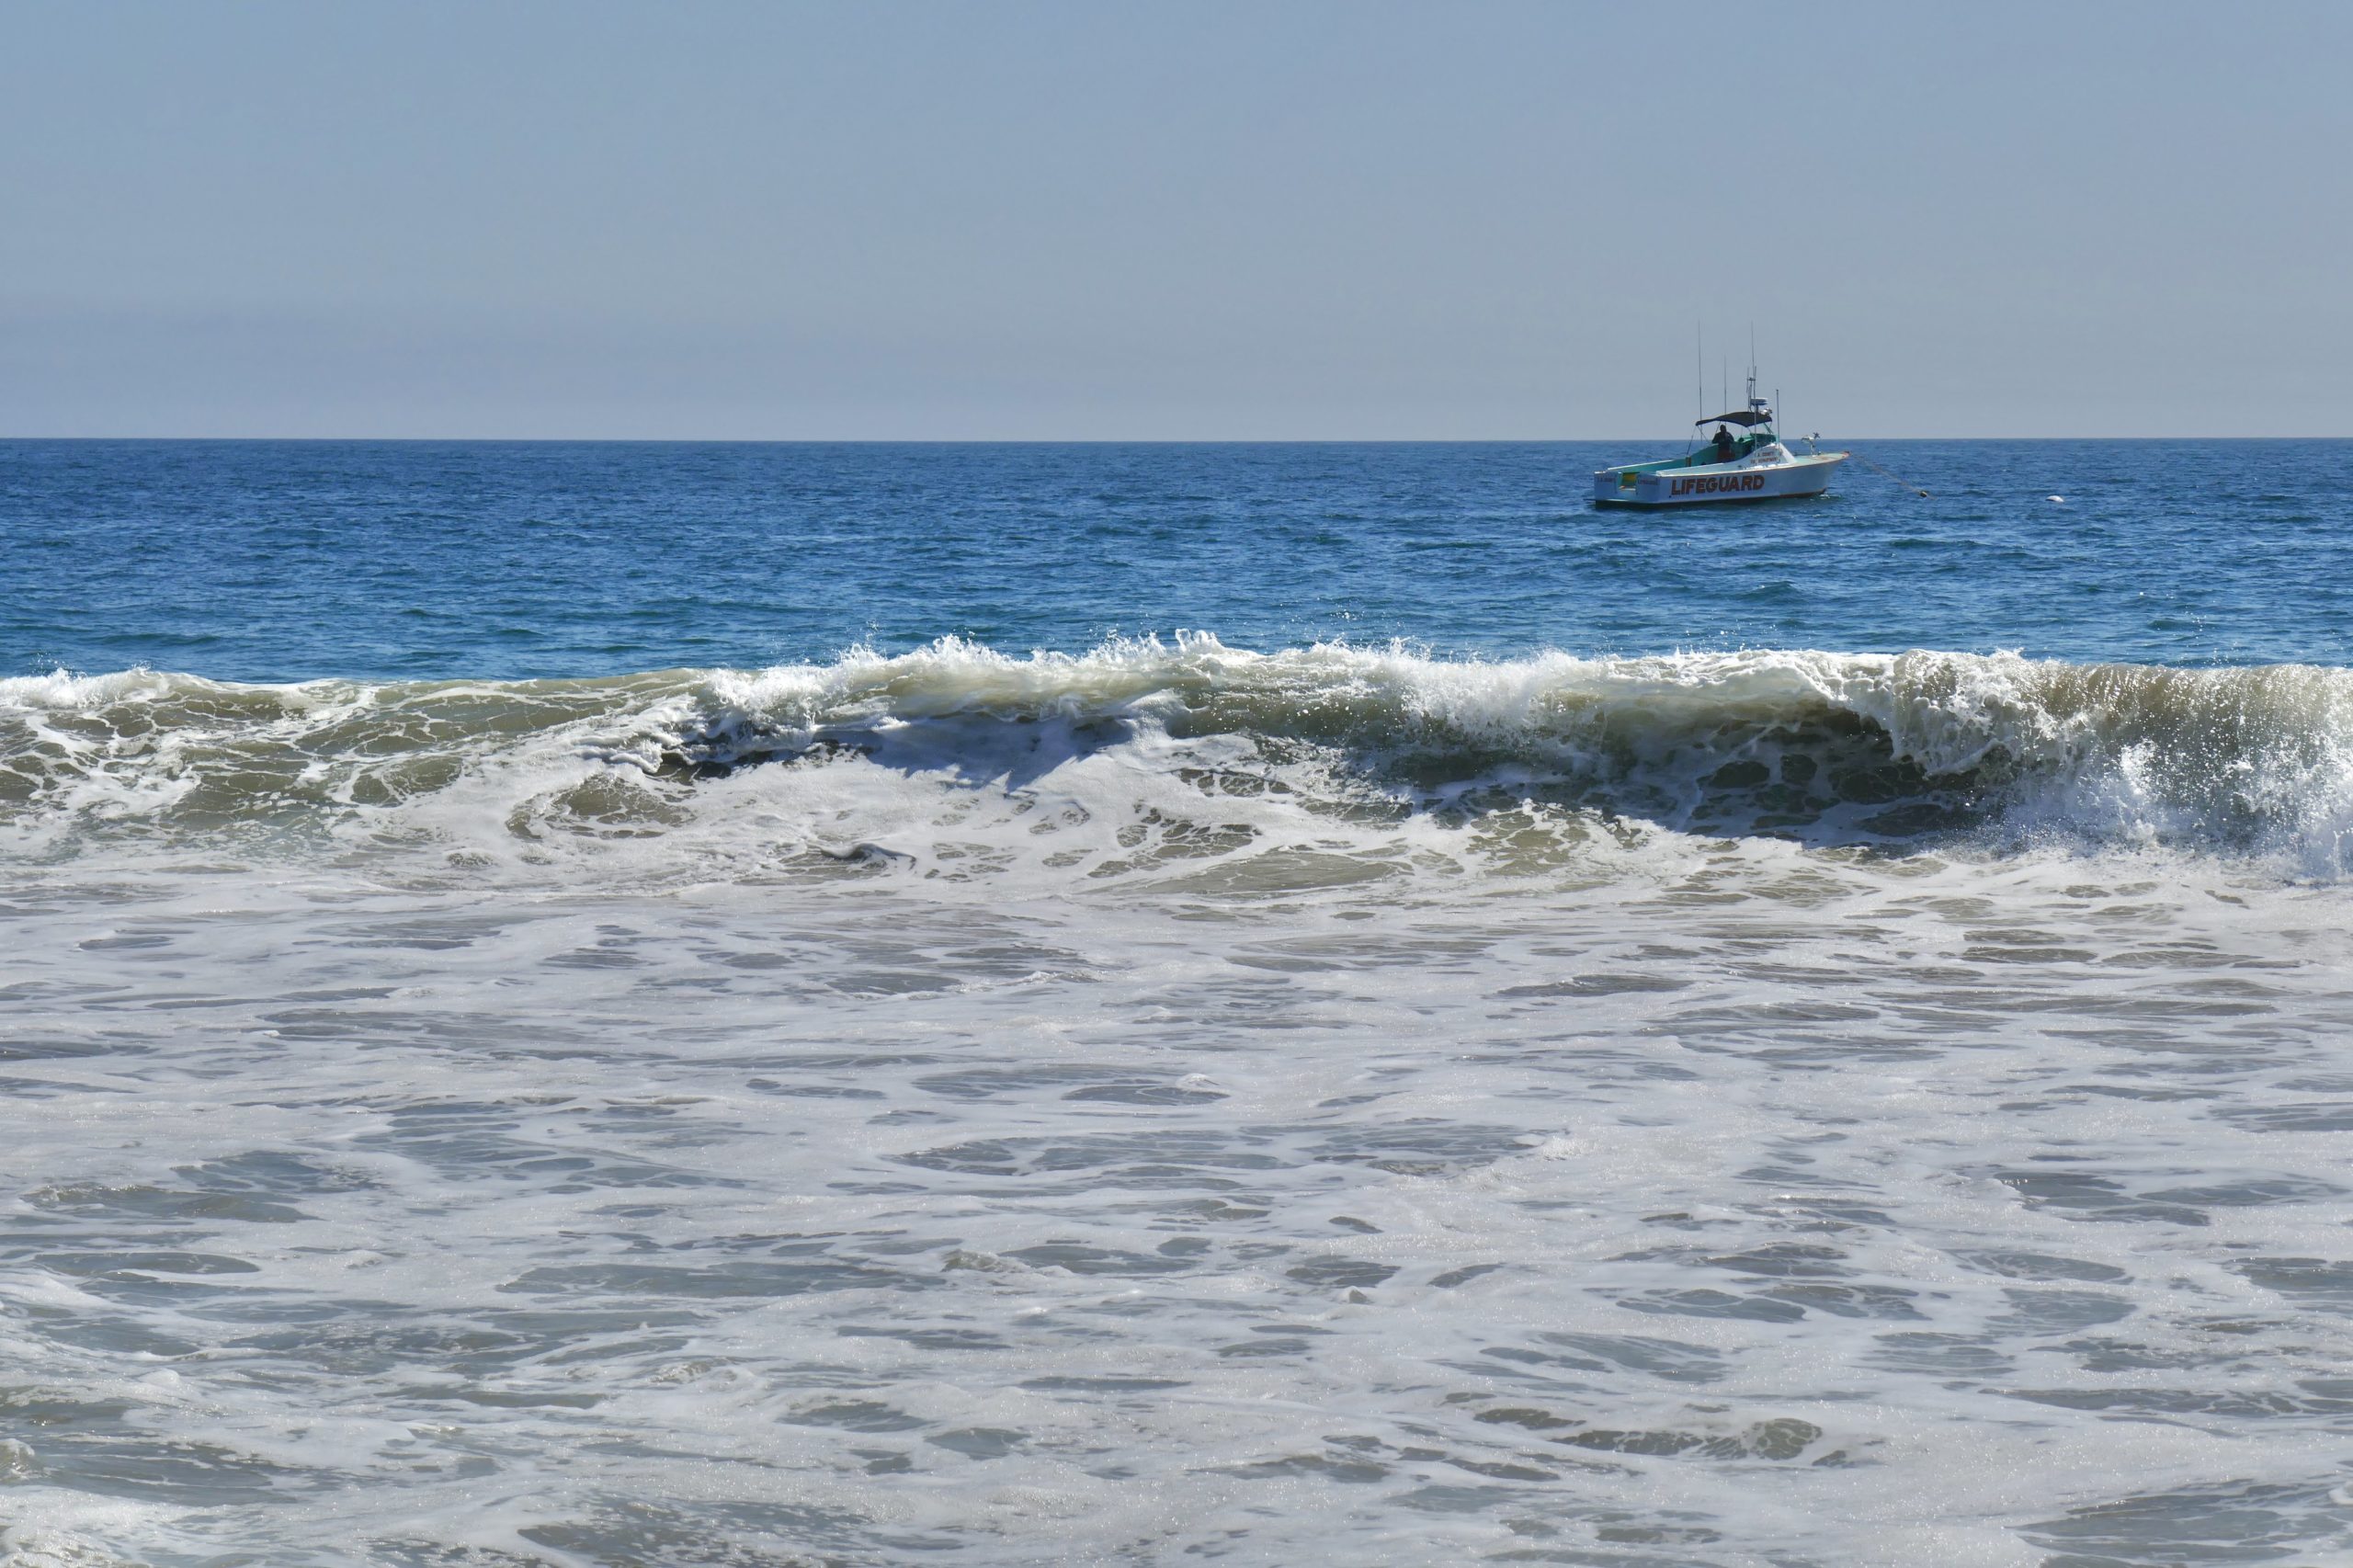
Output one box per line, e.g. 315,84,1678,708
2,1,2346,439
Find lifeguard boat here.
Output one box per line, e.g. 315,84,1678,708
1594,370,1847,507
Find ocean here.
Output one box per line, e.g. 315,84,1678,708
4,438,2352,1566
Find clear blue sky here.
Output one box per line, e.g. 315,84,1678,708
3,1,2345,438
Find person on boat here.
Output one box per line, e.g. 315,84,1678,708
1711,424,1736,464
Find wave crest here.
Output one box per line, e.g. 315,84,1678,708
6,639,2351,874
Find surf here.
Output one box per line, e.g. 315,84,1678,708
6,638,2352,878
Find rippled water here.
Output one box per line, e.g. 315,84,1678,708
4,442,2352,1565
9,438,2353,677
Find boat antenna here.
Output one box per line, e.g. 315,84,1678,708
1692,322,1702,455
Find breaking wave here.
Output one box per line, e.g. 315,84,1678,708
6,637,2352,880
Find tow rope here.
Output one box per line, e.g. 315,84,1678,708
1849,450,1930,497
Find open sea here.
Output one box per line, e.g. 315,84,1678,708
5,437,2353,1567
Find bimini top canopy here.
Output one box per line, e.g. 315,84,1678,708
1696,408,1773,427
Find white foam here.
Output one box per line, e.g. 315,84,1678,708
8,647,2353,1559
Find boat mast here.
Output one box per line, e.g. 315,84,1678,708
1692,323,1702,456
1743,325,1769,435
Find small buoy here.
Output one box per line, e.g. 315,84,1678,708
2045,495,2065,505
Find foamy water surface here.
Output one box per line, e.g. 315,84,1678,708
5,442,2353,1564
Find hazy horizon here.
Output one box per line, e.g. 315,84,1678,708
7,434,2350,446
6,1,2347,441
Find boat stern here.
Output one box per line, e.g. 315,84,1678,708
1592,465,1645,504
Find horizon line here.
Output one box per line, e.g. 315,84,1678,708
5,434,2348,445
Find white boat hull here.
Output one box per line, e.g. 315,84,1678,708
1594,450,1847,507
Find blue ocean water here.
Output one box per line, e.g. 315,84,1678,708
9,438,2353,1566
6,438,2348,680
